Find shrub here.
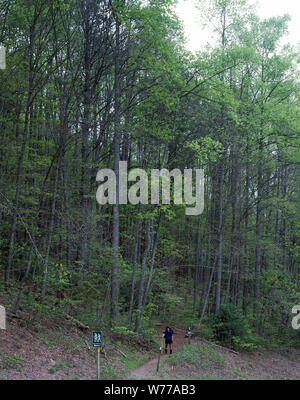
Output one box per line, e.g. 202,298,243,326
232,336,258,351
210,304,249,345
196,324,215,341
110,326,138,345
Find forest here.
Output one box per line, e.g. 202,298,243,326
0,0,299,360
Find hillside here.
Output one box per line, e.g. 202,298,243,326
0,308,299,381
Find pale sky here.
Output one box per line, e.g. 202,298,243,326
175,0,300,52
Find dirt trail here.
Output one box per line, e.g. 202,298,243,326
127,325,191,380
126,325,300,381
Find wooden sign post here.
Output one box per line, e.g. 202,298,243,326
156,338,163,373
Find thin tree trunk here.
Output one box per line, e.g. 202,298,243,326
41,161,60,302
193,217,201,312
12,246,34,314
198,256,217,328
243,145,250,315
127,214,141,326
215,157,224,315
111,13,121,326
254,138,263,327
135,220,151,334
143,213,162,306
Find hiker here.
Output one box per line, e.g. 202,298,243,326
185,327,192,344
162,326,174,354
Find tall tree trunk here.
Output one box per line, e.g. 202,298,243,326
225,150,238,303
135,219,151,334
193,217,201,312
243,144,250,315
127,213,141,326
5,108,30,290
143,213,162,306
215,156,224,315
254,138,263,327
198,256,217,328
41,160,60,302
111,13,121,326
5,26,35,289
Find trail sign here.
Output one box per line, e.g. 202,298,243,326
92,331,103,379
92,331,103,347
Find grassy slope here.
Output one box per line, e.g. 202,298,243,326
157,342,300,380
0,307,152,380
0,302,299,380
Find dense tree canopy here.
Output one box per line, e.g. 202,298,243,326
0,0,299,347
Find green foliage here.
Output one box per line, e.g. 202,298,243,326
163,343,226,370
0,353,23,371
232,336,258,352
110,326,139,346
210,304,250,344
196,324,215,341
47,358,77,374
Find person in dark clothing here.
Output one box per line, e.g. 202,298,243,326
162,326,174,354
